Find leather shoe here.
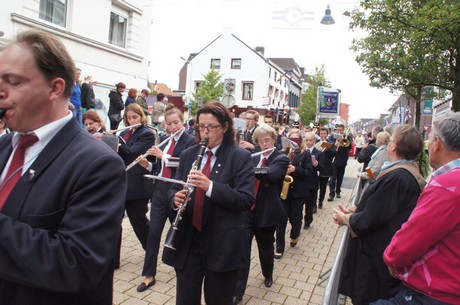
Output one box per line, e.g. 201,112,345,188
327,197,334,202
274,252,283,259
137,277,156,292
264,276,273,288
290,237,299,247
337,194,341,198
303,224,310,229
312,207,317,214
232,296,242,304
318,202,323,209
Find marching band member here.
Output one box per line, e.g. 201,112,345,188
233,125,289,304
239,109,260,152
164,102,254,305
137,105,195,292
275,128,313,259
303,132,323,227
115,103,156,269
317,127,336,208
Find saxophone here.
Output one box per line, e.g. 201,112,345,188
280,147,294,200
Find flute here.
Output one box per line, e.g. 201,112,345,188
111,123,141,133
125,127,185,171
251,147,276,158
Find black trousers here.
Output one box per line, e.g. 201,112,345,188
318,176,330,204
276,196,304,253
142,181,174,276
304,189,318,227
328,165,346,198
175,243,239,305
234,223,276,299
115,198,150,266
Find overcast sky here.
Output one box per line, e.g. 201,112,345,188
148,0,396,122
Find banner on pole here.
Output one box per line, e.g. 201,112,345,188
317,86,340,117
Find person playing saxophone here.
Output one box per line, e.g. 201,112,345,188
275,128,313,259
163,102,254,305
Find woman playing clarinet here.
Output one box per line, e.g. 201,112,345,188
164,102,254,305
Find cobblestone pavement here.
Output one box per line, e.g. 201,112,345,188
114,158,362,305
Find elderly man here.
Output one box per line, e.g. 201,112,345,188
372,112,460,305
0,30,126,305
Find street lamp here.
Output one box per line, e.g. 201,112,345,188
320,5,335,25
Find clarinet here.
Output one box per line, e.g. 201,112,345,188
164,138,209,250
0,109,5,120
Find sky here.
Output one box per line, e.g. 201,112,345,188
148,0,397,123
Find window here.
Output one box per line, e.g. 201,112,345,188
242,82,254,100
210,59,221,69
231,58,241,69
39,0,67,27
109,11,127,48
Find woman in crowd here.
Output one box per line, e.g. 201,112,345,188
137,105,195,292
83,110,106,138
108,82,125,130
125,88,138,107
114,103,156,269
332,125,426,305
80,75,96,112
358,131,391,189
275,128,313,259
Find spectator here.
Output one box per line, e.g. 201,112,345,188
151,93,167,126
80,75,96,112
373,112,460,305
358,131,390,185
136,89,151,123
0,119,9,137
69,68,82,125
186,118,196,135
0,29,126,305
333,125,426,305
125,88,137,107
354,132,365,159
358,125,383,169
108,82,125,130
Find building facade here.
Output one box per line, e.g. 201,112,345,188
0,0,152,122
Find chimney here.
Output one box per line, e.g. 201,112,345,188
255,46,265,56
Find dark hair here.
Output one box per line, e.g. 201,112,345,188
196,101,234,145
116,82,126,89
188,119,196,126
319,127,329,134
128,88,138,99
15,30,76,98
141,89,150,95
393,125,423,160
157,93,165,101
264,114,274,120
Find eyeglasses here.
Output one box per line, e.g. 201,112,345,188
197,124,221,131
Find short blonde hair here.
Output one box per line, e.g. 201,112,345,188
253,125,277,144
376,131,391,146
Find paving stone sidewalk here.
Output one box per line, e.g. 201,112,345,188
114,158,362,305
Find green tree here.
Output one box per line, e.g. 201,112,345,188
191,68,224,115
298,65,331,126
350,0,460,120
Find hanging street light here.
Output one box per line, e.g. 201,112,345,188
320,5,335,25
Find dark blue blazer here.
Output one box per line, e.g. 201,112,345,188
253,149,289,227
163,143,254,272
119,124,156,200
319,140,336,177
329,134,353,167
0,119,126,305
149,131,196,178
284,149,314,198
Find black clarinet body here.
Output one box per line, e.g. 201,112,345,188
164,138,209,250
0,109,5,120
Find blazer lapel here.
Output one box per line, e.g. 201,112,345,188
2,119,81,218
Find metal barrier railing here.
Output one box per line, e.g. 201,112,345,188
322,176,364,305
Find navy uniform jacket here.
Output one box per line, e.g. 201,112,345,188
329,134,353,167
119,124,156,200
163,143,254,272
283,149,313,199
319,141,336,177
0,119,126,305
253,149,289,227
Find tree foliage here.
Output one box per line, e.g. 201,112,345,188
298,65,331,126
191,68,224,114
350,0,460,115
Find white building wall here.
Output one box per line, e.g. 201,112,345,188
0,0,152,123
186,33,287,110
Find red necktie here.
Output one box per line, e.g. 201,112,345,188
252,157,266,210
246,130,251,142
193,151,213,231
0,134,39,210
162,138,176,178
123,128,133,141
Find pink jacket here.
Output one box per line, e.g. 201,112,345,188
384,168,460,305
